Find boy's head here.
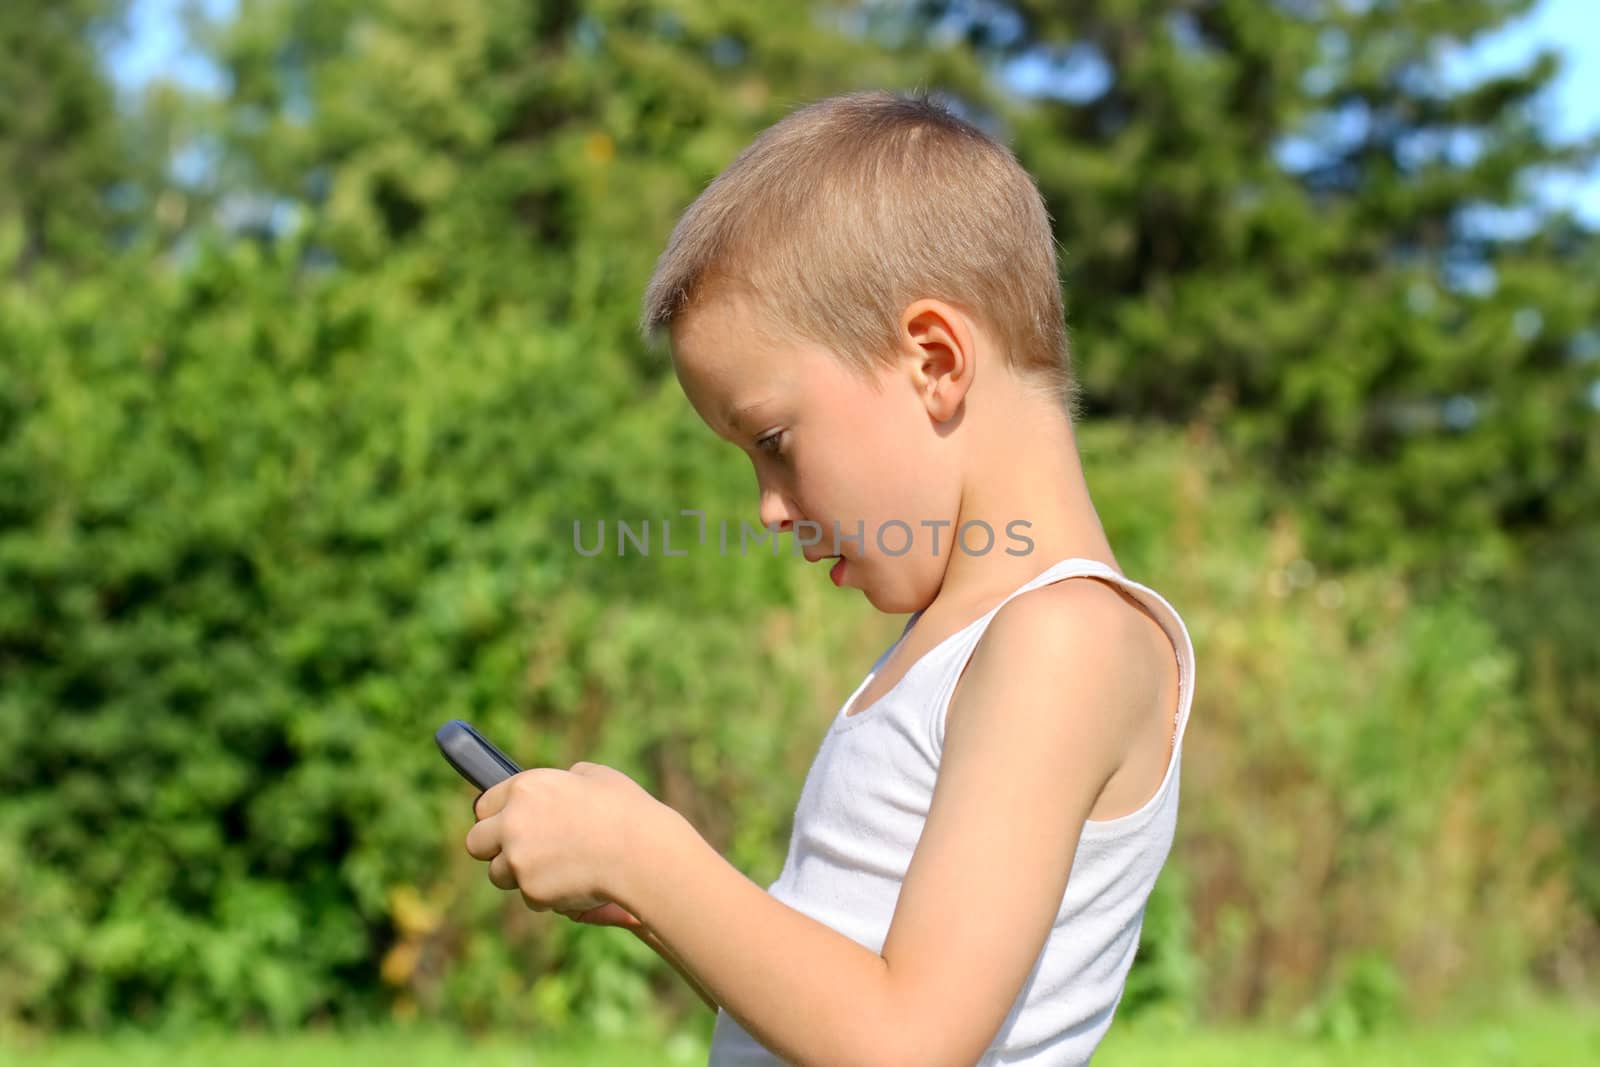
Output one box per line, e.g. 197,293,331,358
639,89,1072,408
639,90,1077,610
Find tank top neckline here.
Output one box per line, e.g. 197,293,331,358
830,556,1124,734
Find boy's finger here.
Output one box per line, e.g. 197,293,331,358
474,775,517,819
463,814,502,862
487,851,517,891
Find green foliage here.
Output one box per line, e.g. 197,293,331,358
0,0,131,273
0,0,1595,1041
1083,421,1572,1024
192,0,992,334
1119,864,1201,1028
1492,528,1600,945
0,238,867,1032
1296,950,1406,1043
1,253,1572,1032
917,0,1600,577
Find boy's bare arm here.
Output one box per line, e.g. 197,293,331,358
632,923,719,1013
615,806,901,1065
610,581,1144,1067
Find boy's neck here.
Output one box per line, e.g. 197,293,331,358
937,391,1118,609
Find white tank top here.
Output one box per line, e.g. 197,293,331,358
706,557,1196,1066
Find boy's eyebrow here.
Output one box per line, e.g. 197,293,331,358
723,397,775,430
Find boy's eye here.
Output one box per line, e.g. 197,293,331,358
755,430,787,457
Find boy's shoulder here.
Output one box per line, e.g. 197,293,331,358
938,569,1177,834
967,574,1171,733
991,573,1153,650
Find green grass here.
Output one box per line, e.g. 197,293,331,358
3,998,1594,1065
0,1027,704,1067
1094,997,1600,1066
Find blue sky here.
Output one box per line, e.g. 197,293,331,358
1444,0,1600,221
107,0,1598,222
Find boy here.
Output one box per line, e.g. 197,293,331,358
468,89,1194,1066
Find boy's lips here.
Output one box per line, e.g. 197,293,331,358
802,550,848,585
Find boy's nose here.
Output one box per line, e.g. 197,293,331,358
758,486,801,533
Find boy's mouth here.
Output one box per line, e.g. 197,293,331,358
802,550,848,585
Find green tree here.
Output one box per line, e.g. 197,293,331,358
0,0,131,274
889,3,1600,967
896,0,1599,579
0,0,997,1033
3,0,1593,1037
187,0,995,342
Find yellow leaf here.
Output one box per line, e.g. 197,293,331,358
584,132,615,165
381,943,419,986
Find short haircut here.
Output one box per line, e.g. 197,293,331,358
639,88,1076,415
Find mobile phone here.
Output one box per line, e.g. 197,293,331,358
435,719,523,792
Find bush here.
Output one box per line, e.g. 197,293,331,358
1084,421,1576,1025
0,243,1581,1036
0,240,868,1034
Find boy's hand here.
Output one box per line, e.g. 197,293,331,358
464,760,659,914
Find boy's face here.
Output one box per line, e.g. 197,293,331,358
670,294,966,613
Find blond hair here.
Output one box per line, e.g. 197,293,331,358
639,89,1076,415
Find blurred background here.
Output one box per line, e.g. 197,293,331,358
2,0,1598,1063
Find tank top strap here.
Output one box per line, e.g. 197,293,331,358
944,556,1128,652
868,557,1108,685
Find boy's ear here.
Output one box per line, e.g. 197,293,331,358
900,299,973,422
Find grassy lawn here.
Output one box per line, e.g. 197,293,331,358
1094,997,1599,1066
3,997,1594,1065
0,1028,699,1067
